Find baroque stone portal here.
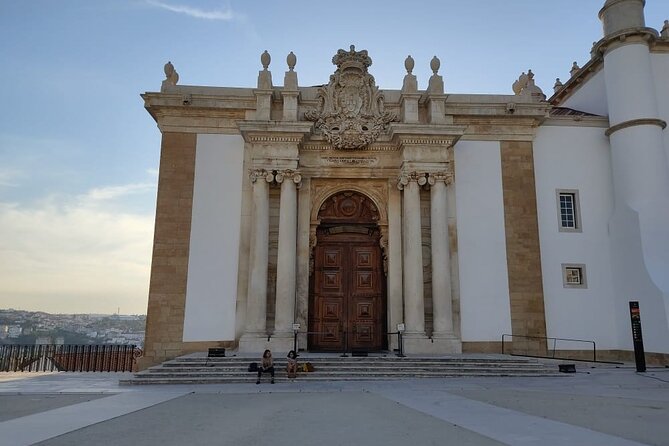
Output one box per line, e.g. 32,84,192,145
305,45,397,149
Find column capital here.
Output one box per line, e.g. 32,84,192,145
249,169,274,183
275,169,302,185
426,171,453,186
399,171,453,189
397,171,427,190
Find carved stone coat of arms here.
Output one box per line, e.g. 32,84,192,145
305,46,397,149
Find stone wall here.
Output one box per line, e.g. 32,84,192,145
500,141,548,355
140,132,196,369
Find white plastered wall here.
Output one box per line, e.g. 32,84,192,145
651,52,669,172
562,69,608,117
182,134,244,341
454,141,512,342
534,125,619,350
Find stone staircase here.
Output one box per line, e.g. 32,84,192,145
120,354,563,385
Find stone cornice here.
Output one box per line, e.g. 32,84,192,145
549,57,603,105
551,27,668,106
389,123,467,148
605,118,667,136
238,121,313,144
592,27,659,56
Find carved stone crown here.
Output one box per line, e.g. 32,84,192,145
332,45,373,72
305,46,397,150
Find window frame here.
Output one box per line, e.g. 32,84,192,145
562,263,587,289
556,189,582,233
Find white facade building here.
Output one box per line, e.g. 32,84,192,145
140,0,669,368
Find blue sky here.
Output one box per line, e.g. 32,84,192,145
1,0,667,314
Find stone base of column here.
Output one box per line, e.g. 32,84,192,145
402,333,462,354
238,332,271,353
238,332,295,354
268,332,297,353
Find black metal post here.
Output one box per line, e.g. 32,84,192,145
629,301,646,372
397,331,404,357
340,328,348,357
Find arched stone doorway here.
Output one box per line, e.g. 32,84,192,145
309,191,387,352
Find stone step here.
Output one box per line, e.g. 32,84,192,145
121,372,563,385
121,354,563,385
148,365,552,373
137,370,559,379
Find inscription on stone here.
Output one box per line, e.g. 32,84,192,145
322,156,379,166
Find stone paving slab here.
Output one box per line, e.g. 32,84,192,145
2,391,189,446
447,388,669,446
0,394,111,422
0,366,666,445
35,392,506,446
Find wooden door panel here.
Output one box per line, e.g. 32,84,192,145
311,235,385,352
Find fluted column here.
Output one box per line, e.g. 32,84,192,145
429,173,454,336
274,170,301,336
245,169,272,334
398,173,425,336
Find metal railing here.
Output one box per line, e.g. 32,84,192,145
501,334,601,362
0,344,143,372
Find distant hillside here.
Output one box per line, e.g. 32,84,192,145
0,309,146,347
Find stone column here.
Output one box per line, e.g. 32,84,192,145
429,173,454,337
399,173,425,336
243,169,272,337
274,170,301,338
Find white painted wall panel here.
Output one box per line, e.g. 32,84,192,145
562,69,608,117
454,141,512,341
651,53,669,172
183,134,244,341
534,125,619,349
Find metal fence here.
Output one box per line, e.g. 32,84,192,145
0,344,142,372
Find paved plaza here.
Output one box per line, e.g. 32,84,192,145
0,363,668,445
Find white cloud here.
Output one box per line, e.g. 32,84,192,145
146,0,238,20
0,183,156,314
83,182,155,202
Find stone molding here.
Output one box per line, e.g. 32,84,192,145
249,169,274,183
397,171,453,190
605,118,667,136
592,27,660,56
275,169,302,186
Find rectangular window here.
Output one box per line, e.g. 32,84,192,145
562,263,587,289
556,189,582,232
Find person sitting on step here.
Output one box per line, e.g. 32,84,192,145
286,350,298,379
256,349,274,384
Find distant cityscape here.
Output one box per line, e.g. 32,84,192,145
0,309,145,347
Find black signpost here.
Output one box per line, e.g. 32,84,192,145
629,301,646,373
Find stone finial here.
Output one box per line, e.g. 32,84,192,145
553,78,564,93
661,20,669,38
257,50,273,91
161,61,179,92
512,72,528,95
430,56,440,74
513,69,545,101
427,56,444,94
570,61,580,77
405,55,415,74
261,50,271,70
284,51,298,92
287,51,297,71
402,55,418,94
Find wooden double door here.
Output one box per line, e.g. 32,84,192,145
309,228,386,352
